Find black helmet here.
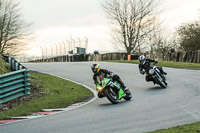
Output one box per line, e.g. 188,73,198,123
138,55,146,65
91,63,100,74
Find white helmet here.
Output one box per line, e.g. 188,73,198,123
138,55,146,65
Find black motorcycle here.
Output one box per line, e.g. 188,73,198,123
148,63,167,88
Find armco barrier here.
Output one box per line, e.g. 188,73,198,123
0,69,30,104
3,56,26,71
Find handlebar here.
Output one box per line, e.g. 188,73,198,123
153,61,158,65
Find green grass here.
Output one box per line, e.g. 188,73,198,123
0,56,10,74
0,73,94,120
148,122,200,133
105,60,200,70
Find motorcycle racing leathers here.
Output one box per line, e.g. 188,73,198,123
93,69,127,90
138,58,167,82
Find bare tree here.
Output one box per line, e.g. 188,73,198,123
153,33,178,60
102,0,160,54
0,0,32,56
137,16,162,54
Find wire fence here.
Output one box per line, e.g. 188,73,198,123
40,38,88,59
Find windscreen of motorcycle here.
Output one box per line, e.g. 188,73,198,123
149,69,155,75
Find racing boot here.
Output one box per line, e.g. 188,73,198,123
124,87,129,92
118,79,129,92
113,75,129,92
163,71,167,75
158,66,167,75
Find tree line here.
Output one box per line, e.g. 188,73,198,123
0,0,199,57
102,0,200,57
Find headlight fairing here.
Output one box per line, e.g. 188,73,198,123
97,86,103,91
149,69,155,75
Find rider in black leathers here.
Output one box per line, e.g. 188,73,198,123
138,55,167,83
91,63,128,91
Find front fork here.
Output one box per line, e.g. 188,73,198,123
97,82,126,100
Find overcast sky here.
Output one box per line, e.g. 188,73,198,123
18,0,200,56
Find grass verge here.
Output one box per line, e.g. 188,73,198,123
0,72,94,120
0,56,10,74
148,122,200,133
105,60,200,70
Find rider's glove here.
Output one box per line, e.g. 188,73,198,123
140,71,145,75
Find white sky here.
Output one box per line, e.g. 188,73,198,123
19,0,200,56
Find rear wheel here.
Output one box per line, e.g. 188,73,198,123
104,88,119,104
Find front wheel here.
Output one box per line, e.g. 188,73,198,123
124,90,132,101
104,88,119,104
155,76,167,88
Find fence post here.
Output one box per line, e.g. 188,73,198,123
194,51,198,63
197,50,200,63
24,70,30,95
19,65,23,70
15,62,19,71
11,58,15,70
8,57,11,65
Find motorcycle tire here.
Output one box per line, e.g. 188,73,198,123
155,76,167,88
97,91,104,98
123,90,132,101
104,88,119,104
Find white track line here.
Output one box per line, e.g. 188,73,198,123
178,105,200,121
0,69,97,125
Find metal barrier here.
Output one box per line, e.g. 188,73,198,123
3,56,26,71
0,69,30,104
8,57,25,71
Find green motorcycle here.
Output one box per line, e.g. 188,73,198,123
96,75,132,104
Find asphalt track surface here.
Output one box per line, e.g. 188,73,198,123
1,62,200,133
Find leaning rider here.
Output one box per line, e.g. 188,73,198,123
91,63,128,92
138,55,167,83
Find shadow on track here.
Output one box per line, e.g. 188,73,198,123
146,86,164,91
98,100,132,107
